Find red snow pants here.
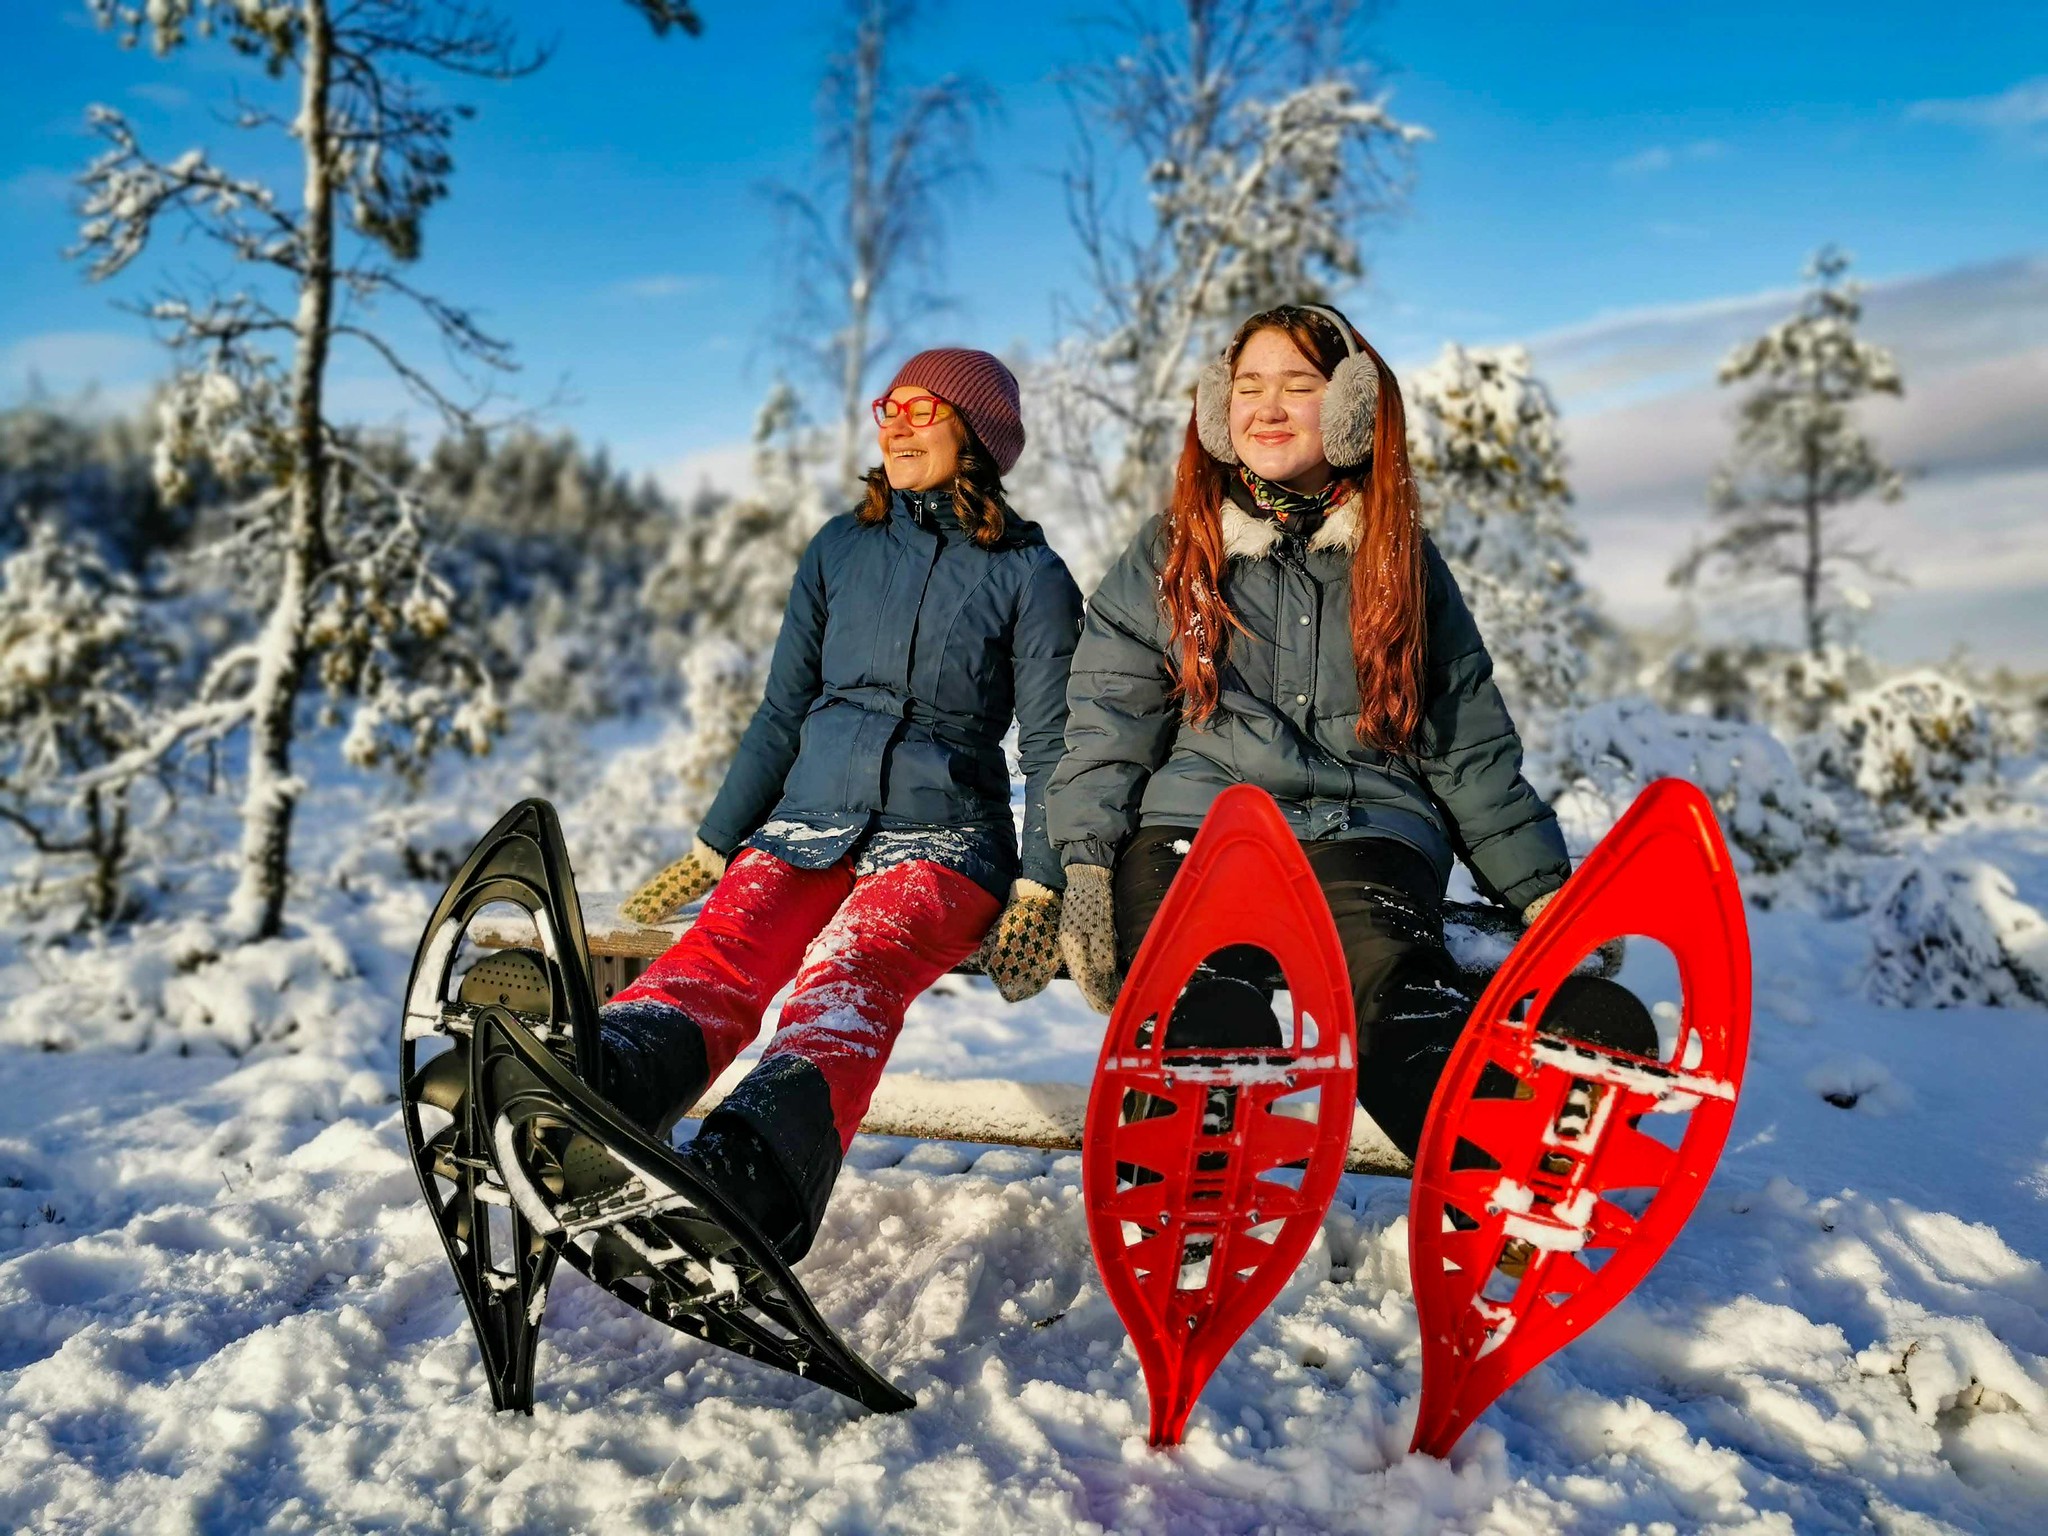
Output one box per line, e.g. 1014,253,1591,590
609,849,1000,1150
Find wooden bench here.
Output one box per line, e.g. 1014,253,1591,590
466,892,1509,1179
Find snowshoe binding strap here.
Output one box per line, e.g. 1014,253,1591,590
1083,785,1358,1447
1407,777,1752,1457
471,1006,915,1416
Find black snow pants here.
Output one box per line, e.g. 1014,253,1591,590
1112,827,1654,1159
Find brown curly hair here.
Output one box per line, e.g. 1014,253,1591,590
856,416,1010,547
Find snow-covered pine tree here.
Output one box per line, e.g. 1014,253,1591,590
764,0,988,495
1050,0,1427,560
69,1,698,940
1406,342,1607,719
639,382,824,798
1671,246,1906,658
0,517,176,925
644,382,825,668
0,399,179,571
422,427,675,719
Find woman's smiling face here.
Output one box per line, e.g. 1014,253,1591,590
1227,327,1332,492
878,384,967,491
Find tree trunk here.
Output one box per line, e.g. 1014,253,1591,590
227,0,335,941
836,1,882,492
86,785,129,927
1801,430,1824,659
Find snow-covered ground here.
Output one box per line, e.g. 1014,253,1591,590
3,728,2045,1534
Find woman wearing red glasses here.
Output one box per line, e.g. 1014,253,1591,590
593,348,1083,1261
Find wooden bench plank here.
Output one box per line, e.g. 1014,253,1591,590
463,891,1468,1178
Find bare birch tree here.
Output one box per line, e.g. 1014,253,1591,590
1050,0,1427,560
764,0,989,492
70,0,700,940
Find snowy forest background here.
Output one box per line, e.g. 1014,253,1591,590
2,3,2045,1532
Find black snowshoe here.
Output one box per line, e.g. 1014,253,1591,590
471,1004,914,1413
400,798,598,1413
402,798,913,1417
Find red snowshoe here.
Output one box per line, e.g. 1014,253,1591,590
1083,785,1359,1446
1408,778,1752,1456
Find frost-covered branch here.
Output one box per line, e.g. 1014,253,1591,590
1047,0,1425,555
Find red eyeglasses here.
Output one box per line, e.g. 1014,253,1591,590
871,394,956,428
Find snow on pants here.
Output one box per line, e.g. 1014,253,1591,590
603,848,1000,1227
1111,828,1655,1159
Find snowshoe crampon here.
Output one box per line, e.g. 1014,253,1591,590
471,1007,915,1414
1083,785,1358,1447
1408,778,1752,1457
399,798,598,1413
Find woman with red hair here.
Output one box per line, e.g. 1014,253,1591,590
1048,305,1647,1154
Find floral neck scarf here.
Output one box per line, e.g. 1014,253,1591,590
1234,466,1334,539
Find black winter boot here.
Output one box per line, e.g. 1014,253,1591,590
676,1114,816,1266
591,998,712,1139
1538,975,1660,1057
690,1054,846,1264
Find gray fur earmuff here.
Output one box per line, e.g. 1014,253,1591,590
1192,305,1379,470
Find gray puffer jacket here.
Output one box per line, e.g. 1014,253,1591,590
1047,497,1569,910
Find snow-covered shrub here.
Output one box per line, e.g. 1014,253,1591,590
0,517,179,924
1544,697,1830,876
1408,342,1608,721
1650,640,1874,736
674,637,757,821
1865,858,2048,1009
1806,670,1998,827
1758,645,1869,736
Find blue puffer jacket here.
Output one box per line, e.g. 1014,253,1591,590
697,489,1084,892
1047,497,1570,910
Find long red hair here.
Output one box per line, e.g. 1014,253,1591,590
1159,307,1427,752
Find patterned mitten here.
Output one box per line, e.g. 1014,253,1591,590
1522,887,1626,978
621,838,728,925
1057,863,1120,1014
975,880,1064,1003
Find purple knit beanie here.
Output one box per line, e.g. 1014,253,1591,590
885,348,1026,474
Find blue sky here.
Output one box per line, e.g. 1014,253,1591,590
5,1,2047,659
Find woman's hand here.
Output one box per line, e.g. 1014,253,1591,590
1521,887,1626,978
975,880,1064,1002
1058,863,1121,1014
621,839,728,925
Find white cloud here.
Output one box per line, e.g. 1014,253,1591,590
3,167,73,204
127,81,192,110
0,330,161,412
1611,139,1726,176
655,439,755,504
609,273,711,301
1907,77,2048,139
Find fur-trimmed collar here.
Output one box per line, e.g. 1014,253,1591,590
1219,494,1362,560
